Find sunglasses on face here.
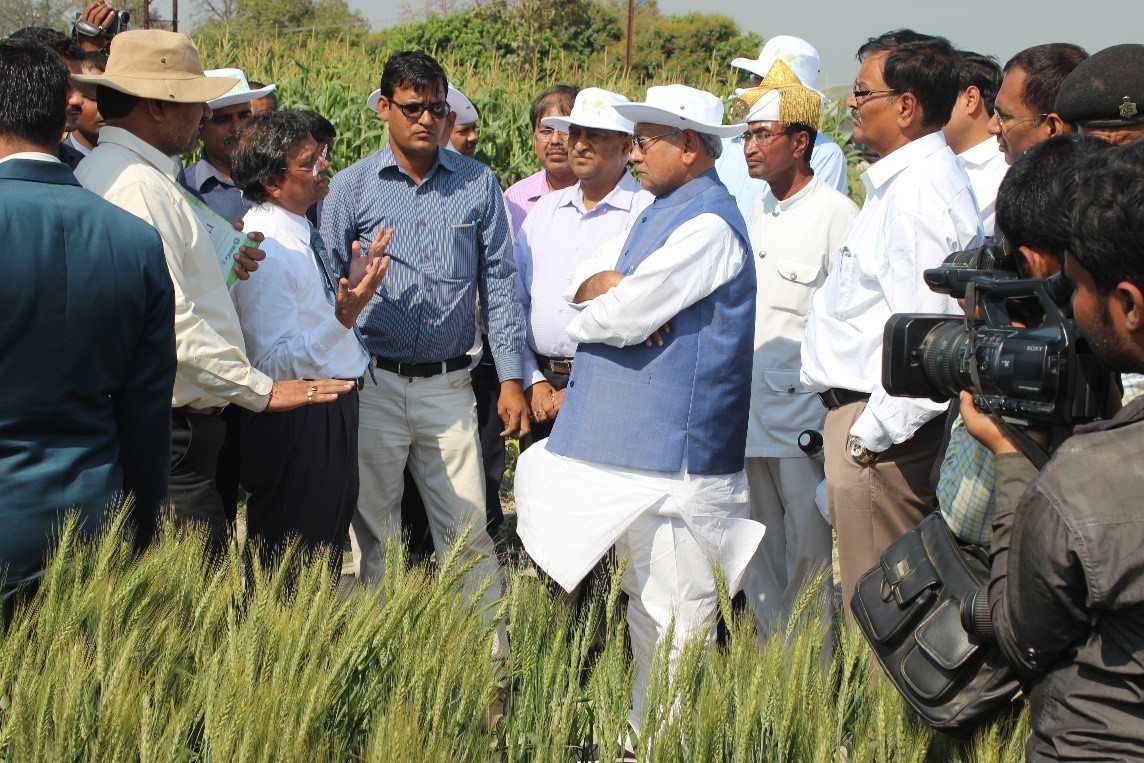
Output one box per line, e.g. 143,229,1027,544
390,99,451,120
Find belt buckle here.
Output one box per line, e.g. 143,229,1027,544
395,361,411,377
550,359,572,375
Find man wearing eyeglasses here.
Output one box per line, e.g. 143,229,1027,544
734,62,858,640
504,85,579,235
515,84,765,734
512,87,652,441
800,31,984,608
320,52,526,656
988,43,1088,166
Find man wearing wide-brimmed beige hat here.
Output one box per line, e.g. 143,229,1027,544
73,30,354,552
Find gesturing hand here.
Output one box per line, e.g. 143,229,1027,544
337,228,392,328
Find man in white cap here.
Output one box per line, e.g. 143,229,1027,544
734,62,858,640
513,87,653,441
181,68,275,223
717,35,850,219
445,85,480,158
514,84,765,734
71,30,353,553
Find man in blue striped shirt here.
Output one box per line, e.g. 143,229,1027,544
320,53,526,638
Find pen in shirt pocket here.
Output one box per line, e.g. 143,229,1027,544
452,218,481,228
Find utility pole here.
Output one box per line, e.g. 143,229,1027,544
142,0,150,28
625,0,633,71
172,0,178,32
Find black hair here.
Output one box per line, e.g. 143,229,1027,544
378,50,448,103
83,47,109,72
856,29,935,59
955,50,1002,115
1004,43,1088,117
8,27,84,62
1071,141,1144,294
0,38,69,147
297,109,336,144
95,84,139,119
788,124,818,165
996,134,1108,258
529,84,579,130
230,109,313,204
248,81,278,110
859,34,960,127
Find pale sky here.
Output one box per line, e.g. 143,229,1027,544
359,0,1142,90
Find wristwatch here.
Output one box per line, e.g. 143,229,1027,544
847,435,878,465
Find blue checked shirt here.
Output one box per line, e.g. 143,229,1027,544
937,414,995,546
319,144,524,381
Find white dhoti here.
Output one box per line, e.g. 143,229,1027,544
515,440,766,731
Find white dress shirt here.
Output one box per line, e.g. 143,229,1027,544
76,126,273,411
232,203,369,380
63,134,92,157
801,131,984,453
746,175,858,457
513,173,652,387
957,136,1008,237
563,213,745,347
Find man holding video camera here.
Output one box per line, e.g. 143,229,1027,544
961,141,1144,761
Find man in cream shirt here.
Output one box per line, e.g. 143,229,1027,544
72,30,352,551
800,31,983,605
735,62,858,638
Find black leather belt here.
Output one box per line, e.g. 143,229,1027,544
336,376,366,390
538,355,574,375
375,355,469,378
819,388,871,410
174,405,224,417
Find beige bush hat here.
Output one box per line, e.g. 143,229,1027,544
70,30,238,103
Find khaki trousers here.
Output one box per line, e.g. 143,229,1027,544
823,401,943,612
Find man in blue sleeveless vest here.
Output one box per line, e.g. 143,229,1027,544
515,84,766,735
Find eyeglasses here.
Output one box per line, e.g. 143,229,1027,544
631,129,680,152
390,99,451,120
738,128,795,147
993,110,1049,129
533,126,566,142
282,143,329,178
851,87,900,101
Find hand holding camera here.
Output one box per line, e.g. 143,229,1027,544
72,2,129,50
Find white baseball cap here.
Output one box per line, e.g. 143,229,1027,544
204,68,275,110
730,35,824,96
365,83,477,124
613,84,743,139
541,87,634,135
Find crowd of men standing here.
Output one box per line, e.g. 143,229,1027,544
2,13,1144,759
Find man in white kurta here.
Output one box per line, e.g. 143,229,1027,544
733,65,859,639
515,85,765,735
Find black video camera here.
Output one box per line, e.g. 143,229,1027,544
73,8,130,41
882,245,1115,426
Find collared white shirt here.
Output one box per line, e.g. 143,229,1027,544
0,151,60,165
957,136,1008,237
513,172,653,387
232,203,369,380
76,126,273,411
801,131,983,453
563,213,745,347
746,175,858,457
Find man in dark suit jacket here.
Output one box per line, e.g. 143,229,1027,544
0,39,176,602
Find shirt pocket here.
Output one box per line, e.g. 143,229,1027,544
767,255,823,316
760,366,812,396
446,224,479,280
824,246,859,320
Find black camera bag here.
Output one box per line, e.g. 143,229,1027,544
850,513,1022,734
